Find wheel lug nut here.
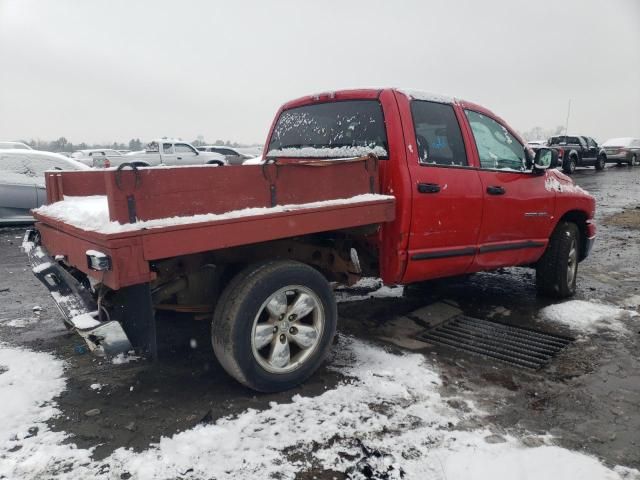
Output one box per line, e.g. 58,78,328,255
279,314,285,320
289,314,296,321
279,334,286,343
289,327,297,335
273,326,278,333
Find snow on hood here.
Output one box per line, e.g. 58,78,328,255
544,170,590,195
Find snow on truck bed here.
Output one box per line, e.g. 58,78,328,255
33,193,394,235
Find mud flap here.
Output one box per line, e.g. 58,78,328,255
23,229,134,357
110,283,157,360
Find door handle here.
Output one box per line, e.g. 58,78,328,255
486,185,505,195
418,183,441,194
177,156,182,160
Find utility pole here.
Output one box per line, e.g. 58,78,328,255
564,99,571,137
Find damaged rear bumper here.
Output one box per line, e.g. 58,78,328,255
22,229,133,356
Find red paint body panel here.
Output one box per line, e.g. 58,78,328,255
35,88,596,292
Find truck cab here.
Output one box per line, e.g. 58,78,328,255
265,88,596,291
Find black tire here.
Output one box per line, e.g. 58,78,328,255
631,154,638,167
595,154,606,171
562,156,577,174
212,260,337,392
536,222,580,298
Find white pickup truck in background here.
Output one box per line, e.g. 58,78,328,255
93,139,227,168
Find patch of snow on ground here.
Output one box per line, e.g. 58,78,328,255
0,339,637,479
540,300,639,334
0,344,93,479
111,351,140,365
335,277,404,303
623,294,640,309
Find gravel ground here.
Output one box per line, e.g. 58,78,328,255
0,164,639,476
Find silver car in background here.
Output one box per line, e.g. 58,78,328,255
0,141,32,150
0,150,89,224
196,145,254,165
71,148,125,167
600,138,640,166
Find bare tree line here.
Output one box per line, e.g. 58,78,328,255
17,137,260,153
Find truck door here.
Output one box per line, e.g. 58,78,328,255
174,143,200,165
585,137,598,160
160,142,177,165
463,109,556,270
400,99,483,283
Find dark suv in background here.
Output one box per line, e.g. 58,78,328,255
547,135,606,174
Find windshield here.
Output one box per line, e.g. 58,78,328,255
0,142,31,150
267,100,388,158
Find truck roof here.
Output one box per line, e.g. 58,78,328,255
280,87,501,123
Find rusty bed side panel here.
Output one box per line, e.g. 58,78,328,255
46,170,108,204
92,157,379,224
34,198,395,289
140,199,396,260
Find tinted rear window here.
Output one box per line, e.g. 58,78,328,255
267,100,388,158
549,136,580,145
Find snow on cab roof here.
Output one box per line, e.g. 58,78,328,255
293,88,456,105
395,88,455,104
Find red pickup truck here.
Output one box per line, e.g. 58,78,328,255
25,88,596,392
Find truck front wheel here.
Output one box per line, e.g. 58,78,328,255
536,222,579,298
562,156,577,174
212,260,337,392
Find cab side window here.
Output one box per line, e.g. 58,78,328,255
175,143,197,154
465,110,527,172
162,143,174,154
410,101,467,166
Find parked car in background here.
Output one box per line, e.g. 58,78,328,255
547,135,605,174
91,139,227,168
196,146,252,165
71,149,124,167
0,150,89,224
526,140,547,152
0,141,32,150
600,138,640,166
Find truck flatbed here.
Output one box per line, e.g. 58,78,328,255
30,157,393,290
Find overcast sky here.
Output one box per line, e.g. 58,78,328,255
1,0,638,145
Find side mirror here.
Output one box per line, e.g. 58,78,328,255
533,148,558,172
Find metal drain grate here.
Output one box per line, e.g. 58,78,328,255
417,315,573,369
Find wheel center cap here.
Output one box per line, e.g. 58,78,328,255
280,320,290,332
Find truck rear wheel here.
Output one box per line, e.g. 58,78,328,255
212,260,337,392
536,222,579,298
